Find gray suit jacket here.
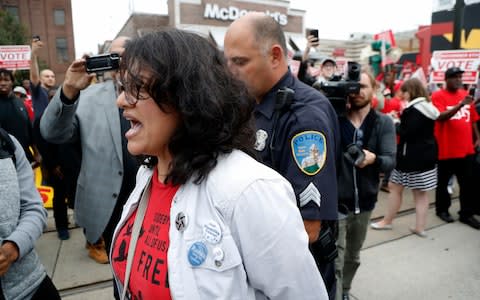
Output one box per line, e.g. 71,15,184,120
40,80,124,243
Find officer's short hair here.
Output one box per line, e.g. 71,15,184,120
250,15,287,57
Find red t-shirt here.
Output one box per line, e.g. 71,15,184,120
24,99,34,121
432,88,479,159
111,170,178,300
381,97,403,116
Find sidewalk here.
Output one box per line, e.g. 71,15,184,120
35,187,480,299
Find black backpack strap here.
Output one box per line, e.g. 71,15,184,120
0,128,16,165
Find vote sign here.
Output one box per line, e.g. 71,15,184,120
0,45,31,70
430,50,480,84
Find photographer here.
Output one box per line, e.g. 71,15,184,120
40,37,140,269
335,70,396,300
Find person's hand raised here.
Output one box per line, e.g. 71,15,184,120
306,35,319,48
62,58,96,99
31,39,43,56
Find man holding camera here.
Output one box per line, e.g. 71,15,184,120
335,71,396,300
40,37,139,265
225,13,340,299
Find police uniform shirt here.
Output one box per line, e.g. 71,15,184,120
254,71,339,221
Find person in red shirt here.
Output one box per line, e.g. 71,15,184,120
379,81,406,192
108,28,327,300
432,67,480,229
14,86,34,122
381,81,405,119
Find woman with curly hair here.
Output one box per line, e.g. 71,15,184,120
108,29,327,300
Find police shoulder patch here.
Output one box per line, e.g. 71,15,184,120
291,130,327,176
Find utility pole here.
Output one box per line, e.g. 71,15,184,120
452,0,465,49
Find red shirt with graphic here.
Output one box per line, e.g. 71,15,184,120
111,169,178,300
432,88,479,160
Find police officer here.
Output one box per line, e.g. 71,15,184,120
225,13,340,300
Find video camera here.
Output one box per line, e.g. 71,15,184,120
344,142,366,167
313,61,362,116
85,53,120,73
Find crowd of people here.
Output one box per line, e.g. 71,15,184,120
1,11,480,300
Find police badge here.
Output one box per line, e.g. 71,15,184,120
254,129,268,151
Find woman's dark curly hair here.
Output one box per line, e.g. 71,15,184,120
120,29,256,185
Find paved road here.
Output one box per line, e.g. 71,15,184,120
36,187,480,300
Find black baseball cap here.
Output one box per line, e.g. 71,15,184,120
445,67,464,79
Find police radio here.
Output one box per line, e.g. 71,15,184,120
270,87,295,169
274,87,294,111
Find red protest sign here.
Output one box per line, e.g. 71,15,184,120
373,30,396,47
0,45,31,70
430,50,480,84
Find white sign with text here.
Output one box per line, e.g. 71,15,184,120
0,45,31,70
430,50,480,84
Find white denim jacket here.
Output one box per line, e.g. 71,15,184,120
111,150,327,300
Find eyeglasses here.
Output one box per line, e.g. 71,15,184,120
116,79,150,105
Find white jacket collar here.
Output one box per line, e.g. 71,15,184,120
407,97,440,120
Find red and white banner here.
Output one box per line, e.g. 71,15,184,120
430,50,480,84
0,45,31,70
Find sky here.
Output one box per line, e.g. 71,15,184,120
71,0,433,58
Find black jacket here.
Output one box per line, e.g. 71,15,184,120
0,94,34,162
338,109,396,213
396,98,438,172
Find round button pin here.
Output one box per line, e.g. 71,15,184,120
175,212,188,232
188,242,208,267
203,221,222,244
213,247,224,261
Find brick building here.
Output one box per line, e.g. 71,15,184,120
0,0,75,82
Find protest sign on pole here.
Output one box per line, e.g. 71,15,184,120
430,50,480,84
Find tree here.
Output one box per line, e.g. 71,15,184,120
0,9,28,45
0,10,31,84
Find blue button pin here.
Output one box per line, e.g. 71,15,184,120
188,242,208,266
